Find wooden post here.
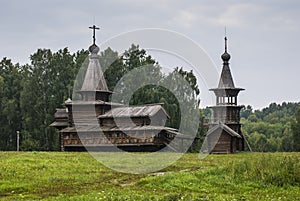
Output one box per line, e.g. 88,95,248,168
16,131,20,151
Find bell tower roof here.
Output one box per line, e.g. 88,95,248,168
218,37,235,88
210,36,244,98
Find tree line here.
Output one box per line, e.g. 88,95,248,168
1,44,299,152
0,44,203,151
238,103,299,152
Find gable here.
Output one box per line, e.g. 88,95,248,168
206,124,242,138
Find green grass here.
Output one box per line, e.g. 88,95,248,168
0,152,299,200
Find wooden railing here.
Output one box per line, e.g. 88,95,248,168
64,136,158,145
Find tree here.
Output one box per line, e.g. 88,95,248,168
20,48,87,150
281,133,293,152
238,102,300,152
20,49,54,150
241,105,253,119
0,58,22,150
248,132,268,152
291,107,300,151
100,47,124,91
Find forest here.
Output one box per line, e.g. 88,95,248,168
241,103,300,152
0,45,299,152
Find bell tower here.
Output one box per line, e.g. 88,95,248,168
209,37,245,151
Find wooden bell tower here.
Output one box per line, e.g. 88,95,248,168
207,37,245,153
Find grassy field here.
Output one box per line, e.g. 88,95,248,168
0,152,299,201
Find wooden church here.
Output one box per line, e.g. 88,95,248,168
50,25,180,152
206,37,245,154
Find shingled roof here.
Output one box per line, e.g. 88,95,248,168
80,44,109,92
98,104,169,119
218,64,235,88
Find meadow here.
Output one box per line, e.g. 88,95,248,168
0,152,299,200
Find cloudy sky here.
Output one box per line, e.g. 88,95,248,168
0,0,299,109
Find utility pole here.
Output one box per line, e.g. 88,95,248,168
16,131,20,151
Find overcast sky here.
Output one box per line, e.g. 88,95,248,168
0,0,299,109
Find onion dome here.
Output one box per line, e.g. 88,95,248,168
89,44,100,54
221,37,231,62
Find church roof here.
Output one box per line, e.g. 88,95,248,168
206,123,242,138
80,47,109,92
98,104,169,119
218,61,235,88
53,108,68,119
60,125,176,133
49,121,68,127
64,99,123,106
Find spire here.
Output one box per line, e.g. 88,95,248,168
80,57,108,92
225,36,228,52
218,37,234,88
80,25,109,93
221,36,231,62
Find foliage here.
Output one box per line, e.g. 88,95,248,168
0,45,201,151
0,49,88,151
20,48,88,151
239,102,300,152
0,152,299,200
0,58,22,150
291,107,300,151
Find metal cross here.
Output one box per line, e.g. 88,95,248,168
89,25,100,44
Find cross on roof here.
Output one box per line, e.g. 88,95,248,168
224,26,228,52
89,25,100,44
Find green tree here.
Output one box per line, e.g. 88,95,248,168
241,105,253,119
100,47,124,91
281,133,293,152
0,58,22,150
291,107,300,151
248,132,268,152
20,48,86,151
20,49,54,150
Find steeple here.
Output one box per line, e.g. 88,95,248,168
78,25,111,101
218,37,235,88
210,36,244,105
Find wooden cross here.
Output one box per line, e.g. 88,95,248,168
89,25,100,44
